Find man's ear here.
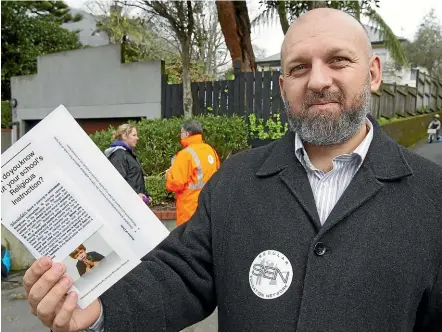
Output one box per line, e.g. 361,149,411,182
369,56,382,92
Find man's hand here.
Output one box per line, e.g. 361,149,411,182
24,257,101,332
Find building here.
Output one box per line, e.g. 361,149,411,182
10,44,164,141
256,24,423,86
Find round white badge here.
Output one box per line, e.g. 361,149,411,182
208,155,215,164
249,250,293,300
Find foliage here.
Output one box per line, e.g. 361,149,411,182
1,1,82,100
145,175,174,206
191,2,229,77
123,1,196,117
381,111,442,147
89,114,250,177
1,101,12,129
253,0,408,66
405,9,442,79
248,113,288,139
89,3,214,84
164,54,216,84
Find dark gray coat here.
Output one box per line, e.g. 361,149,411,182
101,126,442,332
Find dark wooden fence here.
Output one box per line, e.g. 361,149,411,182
162,62,442,122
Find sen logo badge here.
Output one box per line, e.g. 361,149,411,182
249,250,293,299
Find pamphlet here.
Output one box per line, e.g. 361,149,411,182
1,105,170,308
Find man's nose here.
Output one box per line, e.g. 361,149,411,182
307,62,333,93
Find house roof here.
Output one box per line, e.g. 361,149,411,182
256,24,407,65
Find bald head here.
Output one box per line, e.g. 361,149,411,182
281,8,372,72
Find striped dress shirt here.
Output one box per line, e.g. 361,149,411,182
294,119,374,225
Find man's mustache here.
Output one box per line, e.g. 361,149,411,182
303,91,343,108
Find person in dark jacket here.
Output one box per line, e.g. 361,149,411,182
104,123,151,204
23,8,442,332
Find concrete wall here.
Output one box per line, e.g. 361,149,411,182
11,44,164,137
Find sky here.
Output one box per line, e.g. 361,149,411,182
64,0,442,59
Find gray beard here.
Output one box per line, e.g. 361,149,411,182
283,79,371,146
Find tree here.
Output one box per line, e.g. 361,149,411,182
1,1,82,100
16,1,83,23
216,1,257,72
87,0,217,84
405,9,442,79
121,1,195,118
192,2,229,78
252,0,408,67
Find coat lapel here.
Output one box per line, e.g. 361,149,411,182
320,125,413,232
256,123,414,233
256,132,321,230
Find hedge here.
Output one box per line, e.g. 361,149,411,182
90,114,250,177
382,111,442,147
145,175,174,206
1,101,12,128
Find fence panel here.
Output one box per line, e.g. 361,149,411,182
245,72,254,118
262,71,272,121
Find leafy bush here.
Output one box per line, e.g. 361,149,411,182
90,114,250,177
248,113,288,139
1,101,12,128
145,175,174,206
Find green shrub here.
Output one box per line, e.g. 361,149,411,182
1,101,12,128
90,114,250,177
194,114,249,161
248,113,288,139
145,175,174,206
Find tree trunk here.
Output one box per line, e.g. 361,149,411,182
277,1,289,35
181,37,193,118
216,1,256,72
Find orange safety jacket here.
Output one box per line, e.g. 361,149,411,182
166,134,220,226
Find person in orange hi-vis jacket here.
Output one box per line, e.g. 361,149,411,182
166,120,220,226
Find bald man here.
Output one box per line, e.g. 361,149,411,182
24,8,442,332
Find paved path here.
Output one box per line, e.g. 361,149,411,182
412,140,442,165
2,140,440,332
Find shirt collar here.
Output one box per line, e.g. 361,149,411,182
294,117,374,167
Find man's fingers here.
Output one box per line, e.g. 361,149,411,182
23,257,52,296
36,276,73,327
28,262,66,310
52,292,78,332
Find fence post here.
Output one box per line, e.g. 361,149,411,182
393,82,397,116
415,70,420,112
378,80,384,118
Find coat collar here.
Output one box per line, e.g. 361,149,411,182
256,119,413,181
180,134,203,148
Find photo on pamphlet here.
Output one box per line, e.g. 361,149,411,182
63,231,121,292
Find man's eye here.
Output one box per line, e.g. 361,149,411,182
332,57,349,64
292,64,307,72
